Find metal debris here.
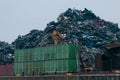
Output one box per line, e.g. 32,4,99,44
0,41,14,65
12,8,120,68
2,8,120,67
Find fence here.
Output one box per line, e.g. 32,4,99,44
0,73,120,80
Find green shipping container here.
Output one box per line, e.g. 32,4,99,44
14,63,24,75
15,44,79,62
45,59,77,73
14,50,24,62
14,44,80,75
23,49,34,62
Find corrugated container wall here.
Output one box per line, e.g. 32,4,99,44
0,64,14,76
102,56,120,71
95,55,102,71
14,44,80,75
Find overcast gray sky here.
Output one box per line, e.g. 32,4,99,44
0,0,120,43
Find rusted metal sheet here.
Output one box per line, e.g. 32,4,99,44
95,55,102,71
0,64,14,76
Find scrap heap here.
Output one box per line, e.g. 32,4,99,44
0,41,14,65
12,8,120,68
13,8,120,67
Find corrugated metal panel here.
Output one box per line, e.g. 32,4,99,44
14,63,24,75
68,59,77,72
14,44,80,75
23,49,34,62
102,56,120,71
95,55,102,71
0,64,14,76
68,44,76,58
34,48,44,61
15,61,45,75
44,59,77,73
15,44,79,62
111,57,120,70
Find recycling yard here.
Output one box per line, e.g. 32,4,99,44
0,8,120,80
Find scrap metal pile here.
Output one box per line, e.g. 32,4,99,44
1,8,120,67
0,41,14,65
12,8,120,68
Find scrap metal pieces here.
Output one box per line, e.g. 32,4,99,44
4,8,120,66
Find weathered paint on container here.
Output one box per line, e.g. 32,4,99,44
0,64,14,76
95,54,102,71
45,59,77,73
15,44,79,62
14,44,80,75
14,63,24,75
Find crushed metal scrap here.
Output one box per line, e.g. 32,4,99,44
0,41,14,65
1,8,120,67
12,8,120,68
